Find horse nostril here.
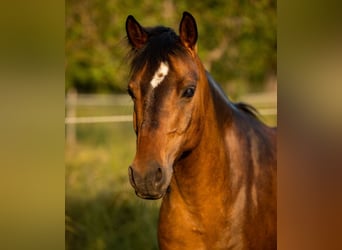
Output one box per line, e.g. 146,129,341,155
128,166,137,188
155,167,164,186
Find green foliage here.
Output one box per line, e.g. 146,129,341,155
66,121,160,250
66,0,276,94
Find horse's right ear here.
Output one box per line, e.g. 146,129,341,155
126,15,148,49
179,12,198,53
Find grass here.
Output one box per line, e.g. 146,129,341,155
65,94,276,250
66,121,160,250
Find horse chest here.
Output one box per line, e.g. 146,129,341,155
158,195,234,250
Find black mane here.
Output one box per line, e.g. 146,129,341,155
234,102,259,119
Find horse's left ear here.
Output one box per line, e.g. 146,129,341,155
179,12,198,52
126,15,148,49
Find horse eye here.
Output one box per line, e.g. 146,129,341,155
182,86,196,98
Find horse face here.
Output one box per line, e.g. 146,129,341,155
128,55,203,199
126,12,201,199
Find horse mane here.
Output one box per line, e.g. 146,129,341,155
126,26,188,76
234,102,260,119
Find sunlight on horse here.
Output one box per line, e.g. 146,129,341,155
125,12,276,250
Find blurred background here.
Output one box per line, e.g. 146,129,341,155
65,0,276,249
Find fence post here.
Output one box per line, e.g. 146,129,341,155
66,89,77,146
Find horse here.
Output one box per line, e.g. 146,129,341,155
125,12,276,250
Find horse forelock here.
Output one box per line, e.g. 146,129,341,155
127,25,189,78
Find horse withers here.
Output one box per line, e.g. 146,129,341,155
125,12,276,250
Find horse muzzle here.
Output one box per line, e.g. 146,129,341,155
128,162,172,200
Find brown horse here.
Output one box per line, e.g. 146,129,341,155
125,12,276,250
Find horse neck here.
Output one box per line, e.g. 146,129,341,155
171,68,233,206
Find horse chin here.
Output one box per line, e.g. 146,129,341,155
135,184,172,200
135,190,165,200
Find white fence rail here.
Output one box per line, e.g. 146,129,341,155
65,115,132,124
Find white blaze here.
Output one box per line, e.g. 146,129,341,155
150,62,169,88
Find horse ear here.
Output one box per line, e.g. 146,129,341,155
179,12,198,52
126,15,148,49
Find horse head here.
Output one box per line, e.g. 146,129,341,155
126,12,207,199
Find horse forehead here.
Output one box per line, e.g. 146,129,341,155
147,59,196,92
150,62,169,89
170,55,198,77
131,55,196,91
